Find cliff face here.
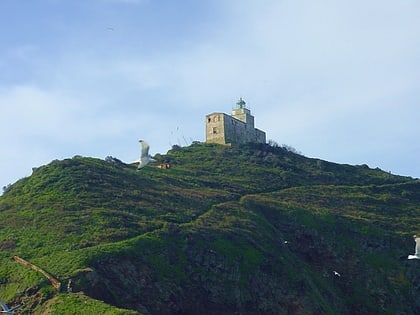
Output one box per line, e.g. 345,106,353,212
0,143,419,314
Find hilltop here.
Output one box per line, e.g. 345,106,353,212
0,142,419,314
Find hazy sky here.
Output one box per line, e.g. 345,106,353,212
1,0,419,189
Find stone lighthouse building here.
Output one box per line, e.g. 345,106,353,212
205,98,266,145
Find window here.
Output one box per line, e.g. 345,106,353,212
212,127,217,134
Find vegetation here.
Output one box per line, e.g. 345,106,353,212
0,142,419,314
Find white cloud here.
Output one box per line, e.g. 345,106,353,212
0,85,107,141
0,84,138,185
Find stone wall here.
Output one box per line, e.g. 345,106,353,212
205,112,266,145
206,113,228,144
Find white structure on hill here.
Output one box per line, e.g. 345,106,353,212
205,98,266,145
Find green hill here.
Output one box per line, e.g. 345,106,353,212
0,142,419,314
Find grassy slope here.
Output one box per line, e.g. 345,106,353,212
0,142,419,314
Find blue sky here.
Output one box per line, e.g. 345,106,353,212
1,0,419,189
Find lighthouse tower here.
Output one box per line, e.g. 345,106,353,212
205,98,266,145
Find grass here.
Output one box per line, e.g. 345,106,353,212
42,293,142,315
0,142,418,314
